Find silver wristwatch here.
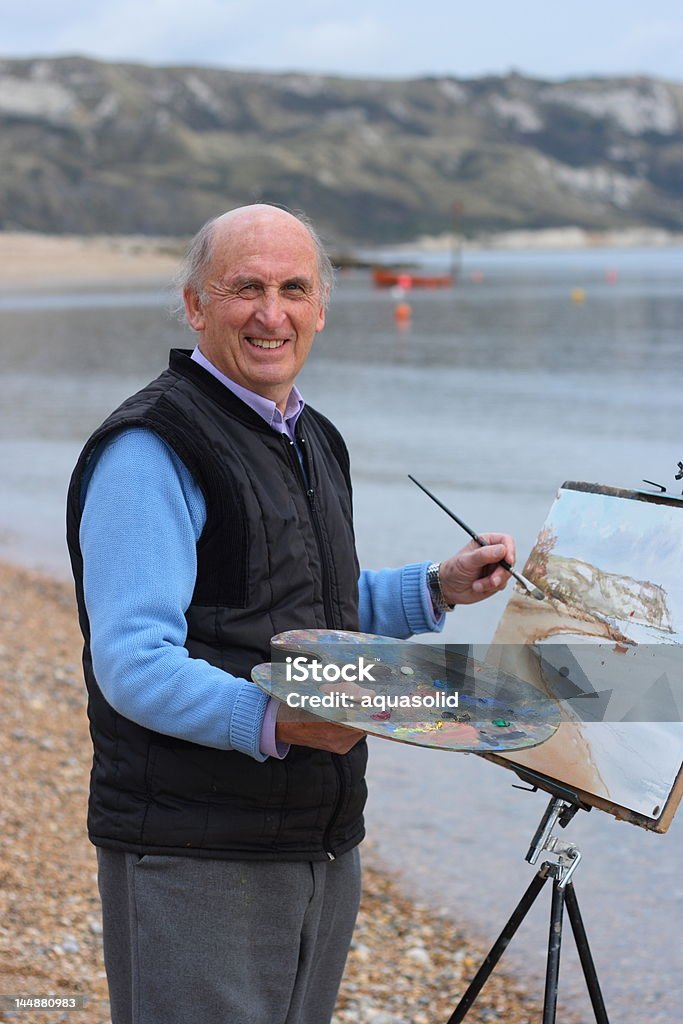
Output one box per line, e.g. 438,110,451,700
427,562,455,613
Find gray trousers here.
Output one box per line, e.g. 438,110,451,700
97,847,361,1024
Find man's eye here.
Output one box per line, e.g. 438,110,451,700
238,283,260,296
284,282,305,293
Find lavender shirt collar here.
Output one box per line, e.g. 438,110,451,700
190,346,304,442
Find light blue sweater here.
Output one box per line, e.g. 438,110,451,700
80,428,443,761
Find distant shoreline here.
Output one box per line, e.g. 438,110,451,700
1,226,682,291
359,224,683,258
0,232,184,291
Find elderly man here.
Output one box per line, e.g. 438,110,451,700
67,204,515,1024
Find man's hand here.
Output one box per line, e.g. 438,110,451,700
275,702,365,753
438,532,516,606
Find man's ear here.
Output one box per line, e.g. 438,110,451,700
183,287,205,331
316,292,327,333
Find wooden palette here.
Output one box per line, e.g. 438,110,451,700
252,629,560,752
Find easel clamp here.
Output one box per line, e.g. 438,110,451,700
526,796,583,889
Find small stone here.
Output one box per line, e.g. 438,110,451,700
406,946,432,966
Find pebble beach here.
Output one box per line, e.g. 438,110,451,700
0,559,553,1024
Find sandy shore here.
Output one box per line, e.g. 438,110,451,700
0,560,562,1024
0,234,184,291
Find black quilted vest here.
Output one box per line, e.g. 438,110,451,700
66,349,367,860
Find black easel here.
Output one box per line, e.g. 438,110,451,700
445,789,610,1024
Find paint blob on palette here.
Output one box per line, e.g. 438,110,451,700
251,629,560,752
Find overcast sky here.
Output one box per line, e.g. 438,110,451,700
1,0,682,82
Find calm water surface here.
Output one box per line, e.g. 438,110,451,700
1,247,682,1020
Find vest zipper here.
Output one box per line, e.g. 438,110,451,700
283,433,346,859
283,434,336,628
322,754,345,859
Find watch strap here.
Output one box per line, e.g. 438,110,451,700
427,561,455,613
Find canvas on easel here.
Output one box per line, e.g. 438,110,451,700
485,481,683,832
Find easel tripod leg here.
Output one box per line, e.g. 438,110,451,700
542,876,565,1024
564,883,610,1024
445,870,548,1024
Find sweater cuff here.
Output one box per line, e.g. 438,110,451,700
401,561,446,635
228,682,271,762
260,697,290,759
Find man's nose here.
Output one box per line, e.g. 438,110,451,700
254,289,287,329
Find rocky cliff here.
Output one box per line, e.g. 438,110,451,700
1,56,681,243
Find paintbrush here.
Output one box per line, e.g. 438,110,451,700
408,475,546,601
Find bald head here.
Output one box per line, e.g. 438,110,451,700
179,204,334,310
214,204,310,237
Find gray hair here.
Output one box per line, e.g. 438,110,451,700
176,205,335,311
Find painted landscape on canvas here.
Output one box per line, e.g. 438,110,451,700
487,483,683,830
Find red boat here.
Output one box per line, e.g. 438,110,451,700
372,267,454,288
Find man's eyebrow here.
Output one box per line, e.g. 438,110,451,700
282,276,314,289
225,274,262,288
224,274,315,289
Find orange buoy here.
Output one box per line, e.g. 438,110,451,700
394,302,412,323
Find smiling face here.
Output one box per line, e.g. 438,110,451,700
183,206,327,412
